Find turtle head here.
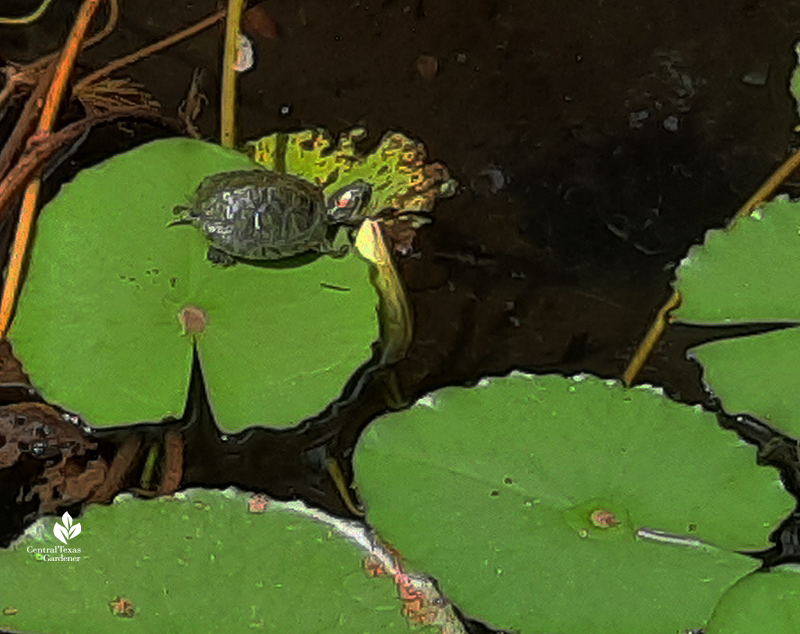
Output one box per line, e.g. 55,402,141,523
326,180,372,224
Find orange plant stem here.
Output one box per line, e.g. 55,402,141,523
0,0,106,339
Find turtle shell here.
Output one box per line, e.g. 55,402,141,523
179,169,330,260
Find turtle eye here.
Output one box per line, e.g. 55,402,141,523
327,181,372,222
336,190,357,209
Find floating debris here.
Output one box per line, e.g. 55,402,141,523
741,63,769,86
416,55,438,81
473,165,508,195
243,2,278,39
628,109,649,129
234,33,255,72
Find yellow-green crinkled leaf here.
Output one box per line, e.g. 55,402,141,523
247,128,454,217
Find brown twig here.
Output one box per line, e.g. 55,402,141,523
0,60,56,182
0,109,181,222
622,147,800,386
73,8,226,94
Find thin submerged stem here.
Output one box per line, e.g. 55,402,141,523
622,147,800,385
74,8,226,93
0,0,119,112
0,0,57,25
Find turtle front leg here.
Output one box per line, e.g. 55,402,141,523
318,242,350,259
207,246,237,267
332,244,350,258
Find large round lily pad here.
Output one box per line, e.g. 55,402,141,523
8,138,378,430
353,373,793,633
0,490,410,633
674,198,800,436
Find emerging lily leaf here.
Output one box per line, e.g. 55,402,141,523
353,373,793,634
246,128,456,218
674,197,800,436
706,565,800,634
0,490,413,633
8,138,379,430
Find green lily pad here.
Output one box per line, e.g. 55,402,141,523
706,566,800,633
0,490,411,633
8,138,378,430
674,198,800,435
353,373,793,634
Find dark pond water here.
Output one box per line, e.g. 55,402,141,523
2,0,800,631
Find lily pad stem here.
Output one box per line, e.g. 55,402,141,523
220,0,246,147
622,147,800,385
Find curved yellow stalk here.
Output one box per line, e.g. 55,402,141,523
0,0,56,25
220,0,246,148
622,147,800,385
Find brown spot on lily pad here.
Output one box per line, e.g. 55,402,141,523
109,597,135,618
590,508,620,528
179,306,207,335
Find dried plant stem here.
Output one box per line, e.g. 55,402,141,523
0,0,107,339
221,0,246,147
74,8,226,93
0,61,56,182
0,110,177,239
622,147,800,386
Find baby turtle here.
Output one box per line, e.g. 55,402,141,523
170,169,372,266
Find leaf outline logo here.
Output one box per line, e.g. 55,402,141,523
53,512,81,545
